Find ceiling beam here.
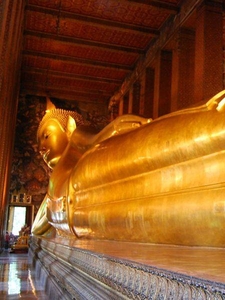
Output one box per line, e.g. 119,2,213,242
126,0,179,14
21,70,117,93
20,89,109,104
24,30,145,54
26,5,160,36
21,68,123,84
22,50,134,71
20,85,111,103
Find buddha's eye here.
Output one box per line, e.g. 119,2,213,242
44,133,49,139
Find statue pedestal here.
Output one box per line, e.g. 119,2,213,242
29,236,225,299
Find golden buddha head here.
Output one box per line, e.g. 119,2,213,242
37,99,84,169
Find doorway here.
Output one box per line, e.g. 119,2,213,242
7,205,34,236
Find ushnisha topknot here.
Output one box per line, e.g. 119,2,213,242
37,108,85,138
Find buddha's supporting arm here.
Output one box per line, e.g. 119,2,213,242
93,114,151,144
32,195,52,235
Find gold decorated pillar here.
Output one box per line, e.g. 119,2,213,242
0,0,25,247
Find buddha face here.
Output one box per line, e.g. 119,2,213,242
37,118,69,169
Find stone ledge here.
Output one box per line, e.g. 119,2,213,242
29,236,225,299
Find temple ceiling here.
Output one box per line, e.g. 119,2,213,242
20,0,191,107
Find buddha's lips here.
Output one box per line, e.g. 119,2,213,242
42,150,50,161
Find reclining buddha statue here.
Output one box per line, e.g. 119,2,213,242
32,90,225,248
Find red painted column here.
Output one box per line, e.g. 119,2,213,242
132,81,141,115
140,68,155,118
154,50,172,118
122,93,129,115
171,29,195,111
194,0,223,103
0,0,24,248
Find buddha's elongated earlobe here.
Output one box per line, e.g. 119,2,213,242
66,116,76,137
